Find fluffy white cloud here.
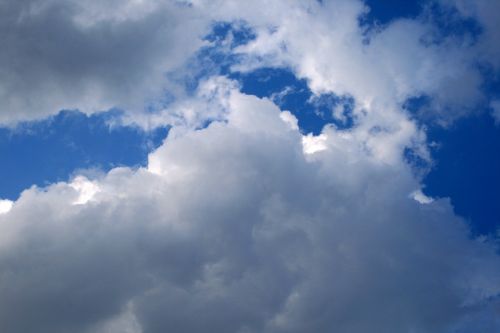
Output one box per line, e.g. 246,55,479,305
0,0,494,127
0,199,13,214
222,0,485,124
0,84,499,333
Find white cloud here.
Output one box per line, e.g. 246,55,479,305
0,0,492,127
0,86,499,333
0,199,13,214
301,133,327,155
223,0,484,124
410,189,434,204
279,111,299,131
69,176,101,205
0,1,499,332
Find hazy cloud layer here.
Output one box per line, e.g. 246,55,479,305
441,0,500,69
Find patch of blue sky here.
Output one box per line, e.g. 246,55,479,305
420,2,483,46
423,112,500,236
383,1,498,237
186,21,358,135
480,66,500,101
230,68,356,134
180,20,256,93
404,86,500,236
0,110,168,200
360,0,482,48
204,21,256,48
362,0,424,25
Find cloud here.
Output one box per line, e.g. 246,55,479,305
410,189,434,204
0,0,493,127
0,0,209,124
0,199,13,214
69,176,101,205
204,0,485,125
440,0,500,69
1,1,500,332
0,84,499,333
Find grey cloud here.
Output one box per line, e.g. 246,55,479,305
0,0,208,124
0,90,498,333
0,1,499,332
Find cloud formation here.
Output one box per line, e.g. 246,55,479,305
0,0,497,126
223,0,486,124
1,80,500,333
1,1,500,332
0,0,209,123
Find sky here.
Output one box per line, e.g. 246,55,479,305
0,1,499,332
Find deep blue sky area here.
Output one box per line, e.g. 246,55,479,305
424,113,500,236
364,0,423,24
0,111,167,200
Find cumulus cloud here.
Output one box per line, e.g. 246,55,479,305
1,82,499,333
0,0,495,127
1,1,500,332
218,0,485,124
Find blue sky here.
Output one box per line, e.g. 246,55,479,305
364,0,423,23
0,1,499,332
0,110,167,200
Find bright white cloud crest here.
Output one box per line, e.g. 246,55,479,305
0,0,499,332
0,199,13,214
